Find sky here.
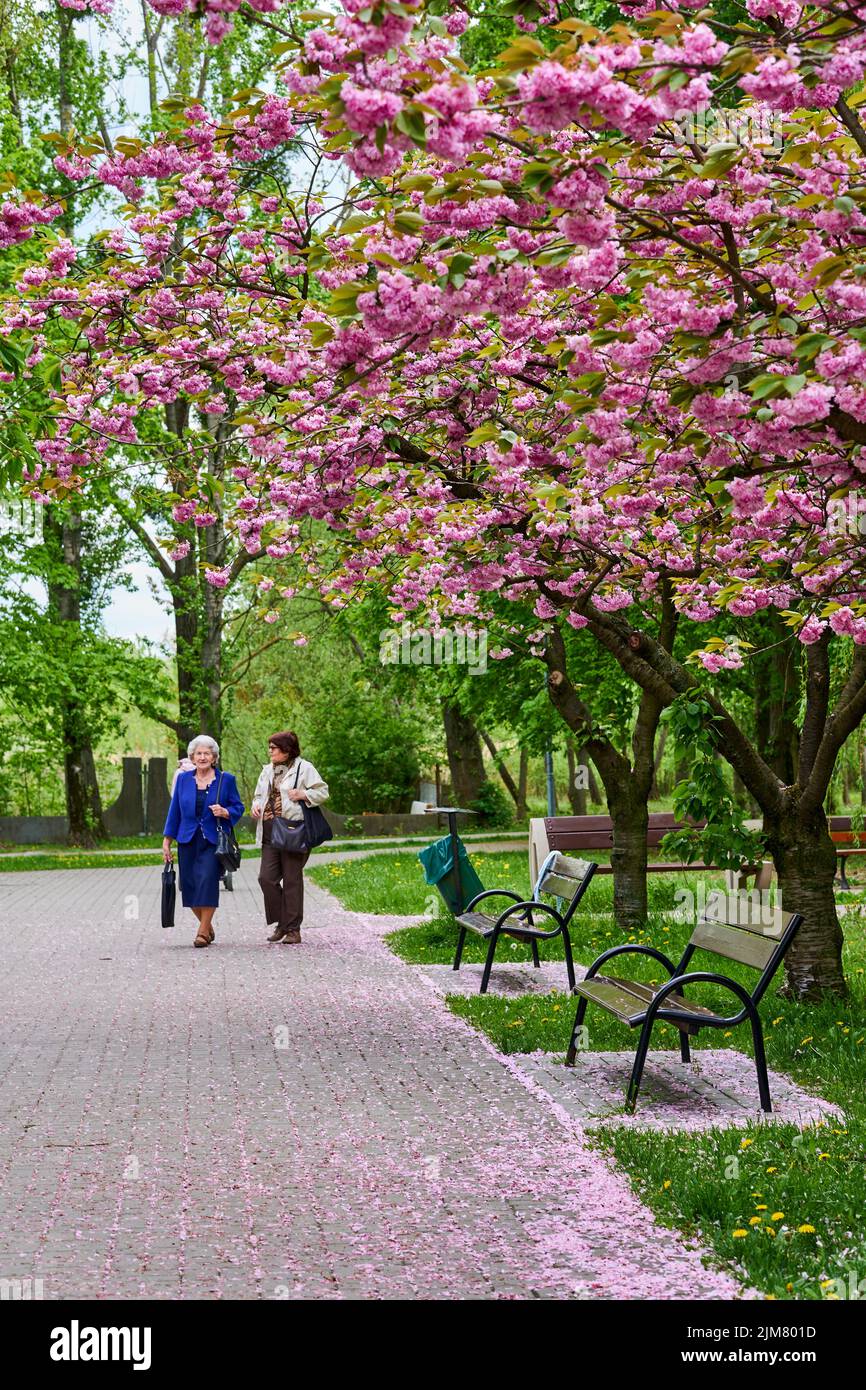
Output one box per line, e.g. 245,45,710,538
73,2,347,646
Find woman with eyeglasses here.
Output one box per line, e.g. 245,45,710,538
251,731,329,944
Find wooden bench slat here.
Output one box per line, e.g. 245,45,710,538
541,873,584,899
690,920,777,970
577,974,720,1033
456,910,535,938
455,912,498,936
699,890,795,938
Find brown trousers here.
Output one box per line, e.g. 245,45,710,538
258,824,310,931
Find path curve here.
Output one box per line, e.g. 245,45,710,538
0,865,746,1300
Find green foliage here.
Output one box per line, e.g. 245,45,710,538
468,776,514,828
660,695,767,870
304,683,422,814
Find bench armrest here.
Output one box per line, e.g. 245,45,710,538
647,970,754,1027
584,943,679,981
495,901,564,937
464,889,525,912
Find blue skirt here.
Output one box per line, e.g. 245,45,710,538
177,830,221,908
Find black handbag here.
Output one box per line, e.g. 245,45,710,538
214,771,243,872
161,862,176,929
270,763,333,853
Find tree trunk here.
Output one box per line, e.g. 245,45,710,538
566,743,587,815
764,803,846,998
44,508,107,846
480,731,523,817
650,726,667,801
516,747,528,822
443,701,485,805
605,780,650,931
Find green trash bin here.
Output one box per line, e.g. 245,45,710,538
418,834,484,916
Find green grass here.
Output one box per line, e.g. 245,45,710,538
314,845,866,1300
0,852,175,872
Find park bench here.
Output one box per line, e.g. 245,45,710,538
453,852,597,995
564,889,803,1113
541,812,714,874
541,812,861,888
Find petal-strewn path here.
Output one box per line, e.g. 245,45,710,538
0,866,746,1300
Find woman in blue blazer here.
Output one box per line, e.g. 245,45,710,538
162,735,245,947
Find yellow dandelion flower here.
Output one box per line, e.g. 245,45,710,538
786,1283,794,1292
663,1180,671,1190
749,1216,762,1226
797,1224,816,1234
820,1280,835,1289
771,1212,784,1222
740,1138,754,1149
732,1229,748,1238
771,1017,783,1026
818,1153,831,1160
755,1204,768,1211
766,1166,778,1174
800,1036,813,1045
764,1228,776,1237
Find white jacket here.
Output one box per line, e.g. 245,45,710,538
251,758,329,847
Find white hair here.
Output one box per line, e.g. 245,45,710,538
187,735,220,762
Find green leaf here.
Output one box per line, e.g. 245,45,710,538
464,424,501,446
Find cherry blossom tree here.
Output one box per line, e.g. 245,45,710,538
4,0,866,992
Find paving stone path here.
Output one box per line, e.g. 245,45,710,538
0,864,757,1300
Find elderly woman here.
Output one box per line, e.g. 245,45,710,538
251,731,329,944
162,735,245,948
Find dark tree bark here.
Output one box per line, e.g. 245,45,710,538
544,582,678,932
443,701,486,805
542,581,679,930
43,508,107,846
517,747,528,822
42,13,105,846
550,590,866,997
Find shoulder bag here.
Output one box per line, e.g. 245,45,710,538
214,770,243,872
271,762,333,853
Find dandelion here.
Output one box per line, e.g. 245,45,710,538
663,1179,671,1190
818,1153,830,1160
797,1224,816,1234
800,1036,813,1045
732,1229,748,1238
766,1166,778,1174
771,1017,783,1026
740,1138,754,1149
755,1204,768,1211
749,1216,762,1226
771,1211,784,1221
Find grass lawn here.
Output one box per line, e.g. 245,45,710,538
316,846,866,1299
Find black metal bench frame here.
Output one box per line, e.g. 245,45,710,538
565,895,803,1113
453,855,597,995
